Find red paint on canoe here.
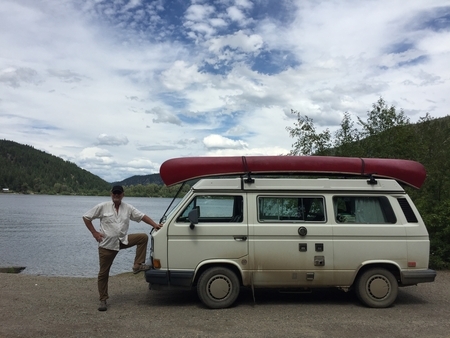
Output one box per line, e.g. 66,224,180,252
160,156,426,189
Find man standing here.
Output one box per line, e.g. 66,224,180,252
83,185,162,311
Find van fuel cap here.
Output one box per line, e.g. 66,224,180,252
298,226,307,236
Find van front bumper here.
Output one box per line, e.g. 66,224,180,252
145,268,194,288
400,269,436,286
145,269,169,285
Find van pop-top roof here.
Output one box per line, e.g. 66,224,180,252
159,156,426,189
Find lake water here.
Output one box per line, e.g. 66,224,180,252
0,194,177,277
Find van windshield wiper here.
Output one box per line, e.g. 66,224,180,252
158,182,186,224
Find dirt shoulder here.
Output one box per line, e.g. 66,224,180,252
1,271,450,338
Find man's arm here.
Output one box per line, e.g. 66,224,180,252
83,217,104,242
141,215,163,230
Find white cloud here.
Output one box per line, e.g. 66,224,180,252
147,107,182,125
208,30,263,54
1,0,449,182
234,0,253,10
203,134,248,150
96,134,129,146
47,69,85,83
0,67,40,88
226,6,246,22
203,135,248,149
160,60,206,91
127,158,159,170
206,146,287,157
185,4,215,22
78,147,113,160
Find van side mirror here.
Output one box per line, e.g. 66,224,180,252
188,207,199,229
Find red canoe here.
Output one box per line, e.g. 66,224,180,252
159,156,426,189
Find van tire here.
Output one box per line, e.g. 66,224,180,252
355,268,398,308
197,267,240,309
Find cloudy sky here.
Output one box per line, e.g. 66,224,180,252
1,0,449,182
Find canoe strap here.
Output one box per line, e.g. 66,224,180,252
242,156,255,184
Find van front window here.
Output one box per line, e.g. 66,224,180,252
177,195,243,223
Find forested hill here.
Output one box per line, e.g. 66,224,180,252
0,140,111,195
113,173,163,186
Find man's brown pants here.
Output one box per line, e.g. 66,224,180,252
98,233,148,301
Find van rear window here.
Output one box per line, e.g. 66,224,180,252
397,198,418,223
258,196,325,222
333,196,396,224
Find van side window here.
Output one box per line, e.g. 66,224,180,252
333,196,396,224
397,198,418,223
177,195,243,223
258,196,325,222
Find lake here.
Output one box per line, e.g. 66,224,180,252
0,194,177,277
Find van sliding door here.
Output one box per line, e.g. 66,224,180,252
249,194,334,287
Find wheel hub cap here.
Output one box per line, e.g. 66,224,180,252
208,276,230,300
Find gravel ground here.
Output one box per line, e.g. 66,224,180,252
1,270,450,338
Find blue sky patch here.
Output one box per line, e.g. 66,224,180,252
251,49,300,75
387,41,415,54
411,6,450,32
423,7,450,31
199,60,233,75
158,92,189,109
397,55,428,67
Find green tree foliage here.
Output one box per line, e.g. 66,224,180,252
121,183,190,198
286,111,332,155
0,140,111,195
287,98,450,269
333,112,360,156
357,97,410,137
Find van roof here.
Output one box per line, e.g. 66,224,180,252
192,177,405,193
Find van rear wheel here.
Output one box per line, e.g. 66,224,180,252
197,267,240,309
355,268,398,308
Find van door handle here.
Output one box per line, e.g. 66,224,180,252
234,236,247,241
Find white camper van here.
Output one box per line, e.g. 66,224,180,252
145,156,436,309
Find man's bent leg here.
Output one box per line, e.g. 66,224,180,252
98,247,118,301
120,233,148,267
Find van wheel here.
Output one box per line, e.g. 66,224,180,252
197,267,240,309
355,268,398,308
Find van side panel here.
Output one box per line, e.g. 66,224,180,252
247,193,335,287
401,196,431,271
167,224,248,271
167,193,248,271
331,195,407,286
